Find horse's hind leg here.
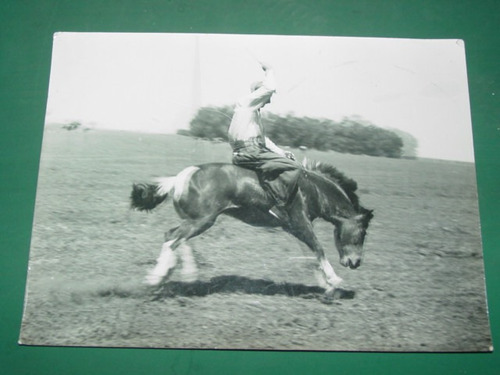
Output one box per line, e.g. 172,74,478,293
145,216,217,286
178,243,198,282
145,239,178,285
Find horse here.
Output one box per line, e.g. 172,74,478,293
130,160,373,295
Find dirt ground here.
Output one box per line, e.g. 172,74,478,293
19,126,492,351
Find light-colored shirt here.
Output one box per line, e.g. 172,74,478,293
228,69,286,156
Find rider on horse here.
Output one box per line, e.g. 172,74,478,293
228,62,301,222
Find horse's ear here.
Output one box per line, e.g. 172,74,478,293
354,213,365,221
364,209,374,221
355,209,374,222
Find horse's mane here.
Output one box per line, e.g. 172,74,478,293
303,159,360,208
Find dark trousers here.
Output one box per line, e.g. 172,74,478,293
232,145,300,207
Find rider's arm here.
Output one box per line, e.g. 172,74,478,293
237,66,276,110
264,136,286,156
265,137,296,160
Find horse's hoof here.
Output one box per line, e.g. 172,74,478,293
327,276,343,288
180,271,197,283
320,289,337,304
144,274,163,286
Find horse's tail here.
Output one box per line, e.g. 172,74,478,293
130,177,176,211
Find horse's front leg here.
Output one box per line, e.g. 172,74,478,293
297,242,342,289
318,257,343,289
286,213,342,291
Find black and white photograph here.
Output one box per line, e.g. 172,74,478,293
19,32,492,351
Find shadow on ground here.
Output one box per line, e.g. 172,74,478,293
150,275,355,302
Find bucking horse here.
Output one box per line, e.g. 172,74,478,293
131,159,373,297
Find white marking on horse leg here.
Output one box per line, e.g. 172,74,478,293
179,243,198,282
144,240,178,285
314,269,329,289
320,258,343,288
173,166,200,201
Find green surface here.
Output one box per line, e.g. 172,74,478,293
1,0,498,374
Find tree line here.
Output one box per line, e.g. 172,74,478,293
179,105,417,158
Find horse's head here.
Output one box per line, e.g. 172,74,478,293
301,160,373,270
334,208,373,269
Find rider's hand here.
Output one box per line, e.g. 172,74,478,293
285,151,296,161
260,62,272,72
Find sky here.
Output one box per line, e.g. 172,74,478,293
45,32,475,162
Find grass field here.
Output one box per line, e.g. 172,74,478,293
19,125,491,351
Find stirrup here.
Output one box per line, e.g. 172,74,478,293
268,208,281,220
268,206,288,222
